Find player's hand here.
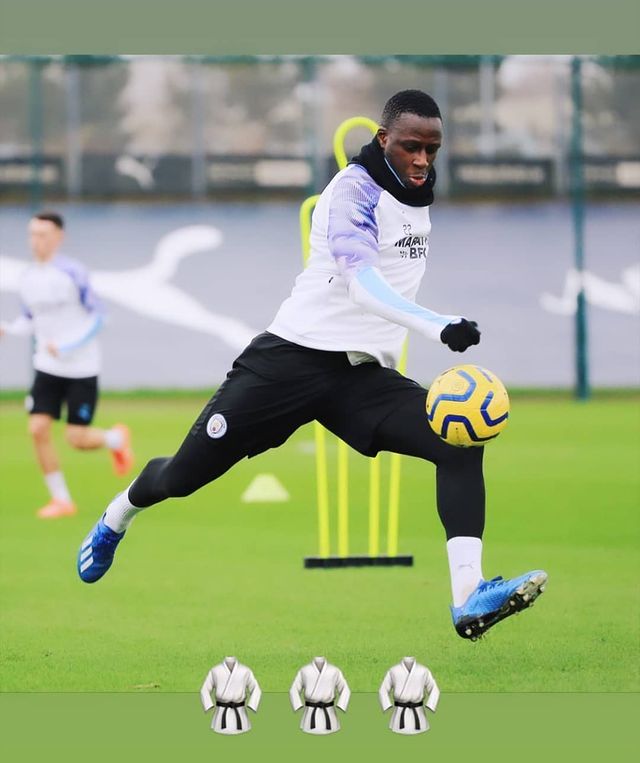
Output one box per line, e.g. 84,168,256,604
46,341,60,357
440,319,481,352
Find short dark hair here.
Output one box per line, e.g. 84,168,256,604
33,211,64,230
380,89,442,128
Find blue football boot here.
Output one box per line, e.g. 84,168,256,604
451,570,548,640
77,514,125,583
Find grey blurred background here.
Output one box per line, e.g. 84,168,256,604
1,55,638,389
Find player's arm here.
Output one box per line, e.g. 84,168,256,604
327,170,480,352
54,266,106,356
0,303,34,338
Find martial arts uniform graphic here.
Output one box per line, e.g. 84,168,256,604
289,657,351,734
379,657,440,734
200,656,261,735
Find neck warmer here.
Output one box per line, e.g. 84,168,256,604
349,137,436,207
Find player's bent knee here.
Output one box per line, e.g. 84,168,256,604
28,415,52,441
132,449,229,505
166,482,196,499
161,459,225,500
162,470,202,499
137,457,201,501
65,425,88,449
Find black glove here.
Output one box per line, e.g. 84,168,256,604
440,319,481,352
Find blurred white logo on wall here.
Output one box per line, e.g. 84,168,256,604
541,264,640,315
0,225,259,350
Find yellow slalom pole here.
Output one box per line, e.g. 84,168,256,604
315,421,330,558
300,194,330,557
337,440,349,557
333,116,380,558
368,455,381,557
300,195,320,261
387,340,409,556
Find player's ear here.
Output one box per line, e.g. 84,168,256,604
376,128,388,150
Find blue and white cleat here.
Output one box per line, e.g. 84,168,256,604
77,514,125,583
451,570,548,640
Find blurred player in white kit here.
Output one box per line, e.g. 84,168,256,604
0,212,134,518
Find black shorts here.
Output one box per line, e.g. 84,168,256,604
190,332,427,459
27,370,99,426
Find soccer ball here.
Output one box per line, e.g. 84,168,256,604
426,365,510,447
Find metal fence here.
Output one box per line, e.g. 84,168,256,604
1,55,639,204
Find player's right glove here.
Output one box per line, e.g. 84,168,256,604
440,318,481,352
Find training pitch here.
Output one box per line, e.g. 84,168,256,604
0,393,638,693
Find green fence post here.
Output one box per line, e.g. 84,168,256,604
301,56,321,196
571,56,590,401
28,58,44,211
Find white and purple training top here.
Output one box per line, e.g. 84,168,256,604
2,254,104,378
268,164,461,369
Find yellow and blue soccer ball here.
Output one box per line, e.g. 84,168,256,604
426,365,510,447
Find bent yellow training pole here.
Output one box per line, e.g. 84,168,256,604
333,117,380,559
305,115,413,567
333,116,380,171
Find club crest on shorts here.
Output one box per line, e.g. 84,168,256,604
206,413,228,439
77,403,92,422
24,394,34,412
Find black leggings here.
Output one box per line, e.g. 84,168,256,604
129,333,485,540
129,392,484,541
369,395,485,539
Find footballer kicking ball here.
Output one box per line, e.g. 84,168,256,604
426,365,510,447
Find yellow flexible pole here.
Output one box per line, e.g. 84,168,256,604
368,454,381,557
300,194,329,557
333,116,380,171
306,116,411,561
337,440,349,557
387,340,409,556
333,117,379,558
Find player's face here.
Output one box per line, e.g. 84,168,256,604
28,219,63,261
377,113,443,189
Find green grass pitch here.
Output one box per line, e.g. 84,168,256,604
0,394,638,693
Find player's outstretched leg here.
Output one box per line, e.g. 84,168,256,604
437,447,548,640
450,570,548,641
77,422,247,583
370,389,548,640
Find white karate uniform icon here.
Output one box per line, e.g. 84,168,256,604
379,657,440,734
200,656,262,735
289,657,351,735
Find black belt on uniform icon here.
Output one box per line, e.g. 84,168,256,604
305,700,334,730
394,700,423,730
216,700,245,730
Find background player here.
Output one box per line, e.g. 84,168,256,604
77,92,546,640
0,212,134,518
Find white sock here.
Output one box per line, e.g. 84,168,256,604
104,427,125,451
447,536,484,607
44,471,72,503
103,482,143,533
